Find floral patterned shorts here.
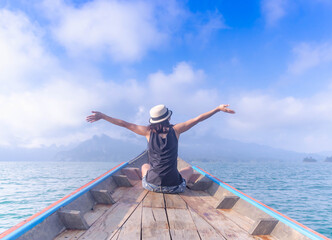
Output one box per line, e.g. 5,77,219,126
142,176,186,194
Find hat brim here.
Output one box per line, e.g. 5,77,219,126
149,110,172,124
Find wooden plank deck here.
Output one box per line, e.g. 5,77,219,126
55,183,275,240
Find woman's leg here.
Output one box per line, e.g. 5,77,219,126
179,166,194,183
141,163,151,178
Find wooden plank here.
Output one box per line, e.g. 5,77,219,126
216,196,240,209
187,176,213,191
250,218,279,235
193,189,218,204
166,208,197,231
142,207,170,239
219,209,254,233
188,173,201,183
143,191,165,208
166,208,200,240
187,189,272,240
77,184,147,239
180,189,258,240
169,229,201,240
142,228,170,240
188,189,256,234
58,210,89,230
122,167,142,180
111,183,144,203
55,230,85,240
110,228,121,240
90,189,115,204
84,204,110,226
190,192,272,240
113,175,133,187
82,202,144,239
164,194,186,209
142,207,169,230
117,203,142,240
91,176,118,194
188,206,226,240
255,235,279,240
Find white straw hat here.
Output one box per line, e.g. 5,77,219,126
149,104,172,124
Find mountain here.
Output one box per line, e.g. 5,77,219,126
178,134,316,163
0,135,145,162
0,134,327,162
318,151,332,157
324,156,332,162
57,134,321,163
0,144,64,162
54,134,146,162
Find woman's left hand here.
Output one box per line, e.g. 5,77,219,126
86,111,105,123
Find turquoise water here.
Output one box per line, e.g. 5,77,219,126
0,161,331,238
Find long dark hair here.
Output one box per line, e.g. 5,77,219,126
149,119,172,134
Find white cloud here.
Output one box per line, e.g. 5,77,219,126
0,80,100,146
0,10,218,150
42,0,177,62
41,0,227,61
224,89,332,152
0,7,218,148
196,11,227,45
261,0,287,26
147,62,220,113
3,2,332,154
288,42,332,75
0,9,56,92
148,62,204,97
0,9,102,147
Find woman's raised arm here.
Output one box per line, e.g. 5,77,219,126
86,111,150,137
173,104,235,136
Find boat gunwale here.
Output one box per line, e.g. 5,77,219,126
193,165,330,240
0,161,128,240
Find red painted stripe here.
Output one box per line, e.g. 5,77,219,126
0,162,124,239
196,166,330,240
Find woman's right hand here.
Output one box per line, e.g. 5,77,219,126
86,111,105,123
218,104,235,114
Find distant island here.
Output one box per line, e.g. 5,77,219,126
325,157,332,162
303,157,317,163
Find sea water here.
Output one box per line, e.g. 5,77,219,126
0,160,331,238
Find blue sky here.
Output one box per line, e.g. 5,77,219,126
1,0,332,153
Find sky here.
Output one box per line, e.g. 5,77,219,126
1,0,332,153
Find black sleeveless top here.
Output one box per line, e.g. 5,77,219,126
146,127,183,186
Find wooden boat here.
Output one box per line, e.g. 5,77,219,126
0,151,329,240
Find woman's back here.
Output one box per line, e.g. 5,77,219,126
146,126,183,186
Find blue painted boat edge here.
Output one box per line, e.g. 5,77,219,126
192,165,327,240
1,162,128,240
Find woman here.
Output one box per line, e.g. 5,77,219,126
86,104,235,193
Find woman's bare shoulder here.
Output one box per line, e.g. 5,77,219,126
172,125,180,140
145,129,151,142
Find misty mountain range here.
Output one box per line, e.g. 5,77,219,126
0,134,328,163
